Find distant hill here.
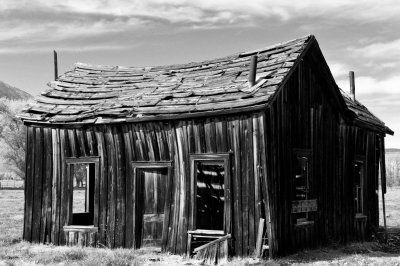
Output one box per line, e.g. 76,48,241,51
386,148,400,153
0,80,31,100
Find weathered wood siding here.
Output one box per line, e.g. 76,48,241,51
265,46,382,256
23,112,268,256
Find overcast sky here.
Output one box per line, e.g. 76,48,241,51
1,0,399,147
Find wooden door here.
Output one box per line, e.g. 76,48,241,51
138,168,168,247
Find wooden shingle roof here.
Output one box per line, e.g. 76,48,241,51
341,89,394,135
20,34,392,135
20,35,313,124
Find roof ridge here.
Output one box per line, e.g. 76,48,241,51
238,34,313,57
71,35,313,71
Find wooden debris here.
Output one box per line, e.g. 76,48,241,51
193,234,231,265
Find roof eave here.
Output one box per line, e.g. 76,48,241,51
21,103,269,128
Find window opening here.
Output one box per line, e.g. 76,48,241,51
354,161,364,215
294,155,310,223
72,163,91,213
195,160,225,231
291,149,316,227
190,153,231,233
66,158,98,226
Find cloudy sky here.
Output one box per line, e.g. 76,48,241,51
1,0,399,147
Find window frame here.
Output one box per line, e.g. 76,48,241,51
291,149,316,227
354,156,366,217
189,153,231,234
65,156,100,226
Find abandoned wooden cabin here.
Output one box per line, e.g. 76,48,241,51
20,35,393,258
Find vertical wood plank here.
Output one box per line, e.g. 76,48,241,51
59,129,70,245
247,117,255,253
122,125,134,248
51,129,61,244
232,118,242,255
95,127,108,246
44,128,53,243
104,127,116,247
23,126,35,242
113,126,126,247
240,117,249,255
32,127,43,242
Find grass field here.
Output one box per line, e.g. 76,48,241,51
1,189,400,265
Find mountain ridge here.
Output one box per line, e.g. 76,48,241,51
0,80,31,100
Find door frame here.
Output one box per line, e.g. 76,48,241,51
131,161,173,249
189,153,232,234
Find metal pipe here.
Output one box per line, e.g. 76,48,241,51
349,71,355,101
54,50,58,80
249,55,258,87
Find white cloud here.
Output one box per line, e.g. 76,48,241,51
335,74,400,147
53,0,400,23
337,75,400,96
329,62,350,78
0,44,129,55
0,0,400,54
349,38,400,59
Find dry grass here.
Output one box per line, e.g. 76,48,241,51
1,189,400,265
379,187,400,228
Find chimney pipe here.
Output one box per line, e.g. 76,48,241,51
349,71,355,101
54,50,58,81
249,55,258,87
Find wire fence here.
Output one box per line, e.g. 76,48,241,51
0,179,24,189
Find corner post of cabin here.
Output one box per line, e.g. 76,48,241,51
379,134,388,241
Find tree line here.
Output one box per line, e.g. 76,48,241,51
0,99,26,180
386,152,400,187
